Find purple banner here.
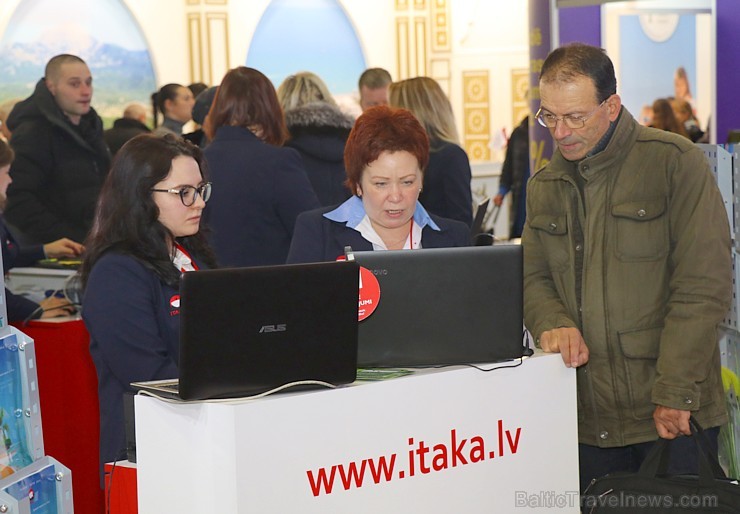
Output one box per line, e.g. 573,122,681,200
528,0,554,173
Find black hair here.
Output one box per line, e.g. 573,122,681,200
540,43,617,103
151,83,185,128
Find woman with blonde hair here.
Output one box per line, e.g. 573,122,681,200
389,77,472,225
277,72,354,206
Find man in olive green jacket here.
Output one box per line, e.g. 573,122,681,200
523,43,731,493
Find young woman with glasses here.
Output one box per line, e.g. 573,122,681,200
80,133,217,478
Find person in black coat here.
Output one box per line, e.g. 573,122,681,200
0,140,81,322
389,77,473,226
203,67,320,267
5,54,111,244
278,72,354,206
287,106,470,264
104,103,151,156
81,134,217,481
494,115,530,239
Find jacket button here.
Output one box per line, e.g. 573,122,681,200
637,209,646,217
684,397,693,405
575,244,583,251
549,223,557,231
600,431,609,440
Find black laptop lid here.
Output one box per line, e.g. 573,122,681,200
350,245,523,367
178,260,359,400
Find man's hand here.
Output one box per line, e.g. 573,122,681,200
653,406,691,439
43,238,84,258
540,327,589,368
493,193,504,207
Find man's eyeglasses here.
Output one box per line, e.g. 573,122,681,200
535,100,607,129
151,182,212,206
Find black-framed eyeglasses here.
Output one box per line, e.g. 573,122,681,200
151,182,212,206
535,99,607,129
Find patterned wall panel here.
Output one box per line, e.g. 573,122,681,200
430,58,450,96
206,13,229,84
393,0,446,81
430,0,450,53
185,0,230,85
396,17,410,79
511,68,529,126
463,70,491,162
187,13,203,83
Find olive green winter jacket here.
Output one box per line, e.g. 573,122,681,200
522,108,731,447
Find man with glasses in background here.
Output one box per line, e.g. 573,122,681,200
522,43,731,495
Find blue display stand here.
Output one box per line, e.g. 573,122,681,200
0,455,73,514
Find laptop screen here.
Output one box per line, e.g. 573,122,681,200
177,260,359,400
349,245,523,368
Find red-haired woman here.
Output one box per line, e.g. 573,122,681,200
203,67,319,267
287,106,469,263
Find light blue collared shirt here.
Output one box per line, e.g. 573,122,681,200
324,196,440,250
324,195,440,231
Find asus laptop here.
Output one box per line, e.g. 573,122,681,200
132,260,359,401
349,245,523,368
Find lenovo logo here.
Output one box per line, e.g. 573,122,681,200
259,324,287,333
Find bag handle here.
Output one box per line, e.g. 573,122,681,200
638,415,727,482
688,417,727,479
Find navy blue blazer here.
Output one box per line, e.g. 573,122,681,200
286,204,471,264
204,126,320,267
420,140,473,226
1,215,45,321
83,253,183,472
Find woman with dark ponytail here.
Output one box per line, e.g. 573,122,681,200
151,83,195,136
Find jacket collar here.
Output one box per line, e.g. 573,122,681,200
323,195,441,231
284,102,354,131
8,78,103,152
214,125,262,142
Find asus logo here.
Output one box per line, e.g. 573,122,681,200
259,324,286,333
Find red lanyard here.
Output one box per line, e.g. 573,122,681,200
174,243,200,271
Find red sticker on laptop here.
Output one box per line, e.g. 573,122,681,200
358,266,380,321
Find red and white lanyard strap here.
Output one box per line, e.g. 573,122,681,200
172,243,200,273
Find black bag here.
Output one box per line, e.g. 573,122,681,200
583,418,740,513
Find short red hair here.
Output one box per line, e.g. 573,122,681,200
344,106,429,195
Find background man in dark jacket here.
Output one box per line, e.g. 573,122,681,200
494,115,530,239
5,54,111,244
104,102,150,156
